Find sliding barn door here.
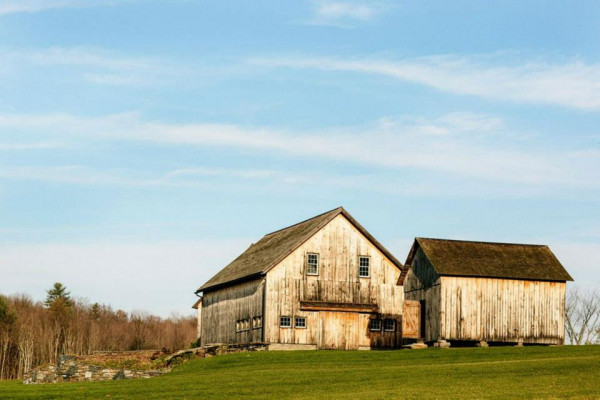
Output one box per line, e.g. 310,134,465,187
317,311,361,349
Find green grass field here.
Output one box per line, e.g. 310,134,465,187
1,346,599,399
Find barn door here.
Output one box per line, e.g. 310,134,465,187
317,311,359,349
402,300,420,339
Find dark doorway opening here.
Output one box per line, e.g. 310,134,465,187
419,300,426,340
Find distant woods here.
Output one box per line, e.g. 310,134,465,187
1,283,598,380
0,283,196,380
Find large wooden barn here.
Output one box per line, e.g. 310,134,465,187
403,238,573,346
194,207,418,350
194,208,573,349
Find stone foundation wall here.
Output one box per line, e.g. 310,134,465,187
23,344,269,384
23,354,167,384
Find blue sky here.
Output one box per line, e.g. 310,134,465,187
0,0,599,316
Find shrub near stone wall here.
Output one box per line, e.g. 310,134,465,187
23,354,168,384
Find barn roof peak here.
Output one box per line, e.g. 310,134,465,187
264,206,345,236
196,207,403,293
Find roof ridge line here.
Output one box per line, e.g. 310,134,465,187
416,237,547,247
263,206,343,237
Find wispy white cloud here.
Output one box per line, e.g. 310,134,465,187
0,0,114,15
0,0,156,15
1,111,598,192
0,47,179,86
168,167,276,180
0,166,147,186
306,1,388,27
0,165,375,194
251,54,600,111
82,73,145,86
23,47,156,69
0,165,277,187
0,141,64,150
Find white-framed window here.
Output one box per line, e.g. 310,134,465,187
280,316,291,328
307,253,319,275
295,317,306,328
236,319,249,332
253,316,262,329
384,319,396,332
359,256,370,278
369,318,381,332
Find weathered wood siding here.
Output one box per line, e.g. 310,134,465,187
200,278,264,346
403,247,441,342
196,303,202,340
264,214,403,349
440,276,566,344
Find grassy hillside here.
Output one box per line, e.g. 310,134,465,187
1,346,599,399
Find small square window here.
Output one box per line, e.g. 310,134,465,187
236,319,249,332
295,317,306,328
280,316,291,328
307,253,319,275
384,319,396,332
253,316,262,329
359,256,370,277
369,318,381,332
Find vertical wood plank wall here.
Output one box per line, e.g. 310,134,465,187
403,248,441,342
200,279,264,346
196,304,202,340
440,277,566,344
404,247,566,344
264,214,404,349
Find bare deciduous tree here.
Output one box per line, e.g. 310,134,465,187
565,286,600,345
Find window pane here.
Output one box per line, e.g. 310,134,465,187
295,317,306,328
280,316,291,327
384,319,395,331
359,257,370,277
307,253,319,275
369,319,381,331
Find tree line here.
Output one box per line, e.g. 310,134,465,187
0,283,196,380
1,283,598,380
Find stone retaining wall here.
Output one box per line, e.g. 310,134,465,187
23,344,269,384
23,355,167,384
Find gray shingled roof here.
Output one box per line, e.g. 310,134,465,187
405,238,573,282
196,207,403,293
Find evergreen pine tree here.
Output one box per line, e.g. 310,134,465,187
0,296,16,328
90,303,101,321
44,282,72,308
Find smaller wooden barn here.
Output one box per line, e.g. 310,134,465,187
403,238,573,346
